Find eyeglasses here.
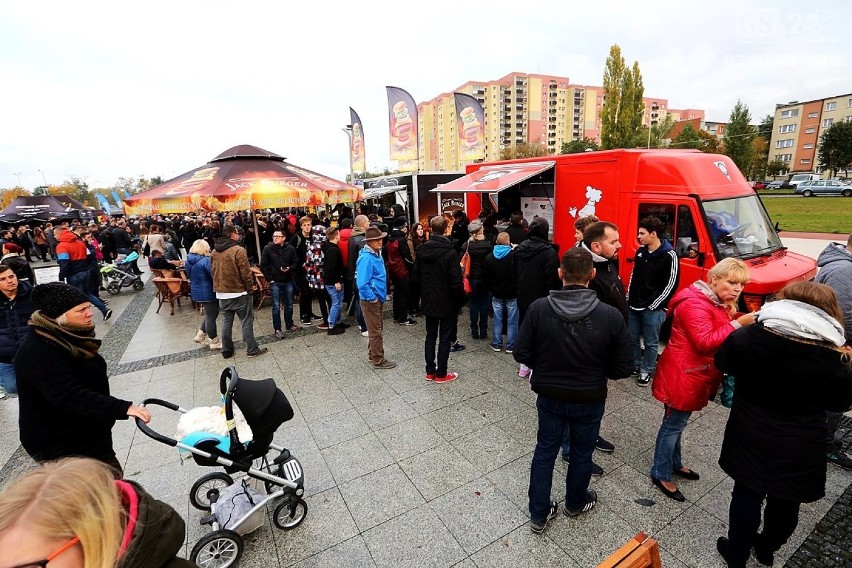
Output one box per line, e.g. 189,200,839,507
12,536,80,568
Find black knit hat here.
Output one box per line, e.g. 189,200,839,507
393,216,409,229
31,282,90,319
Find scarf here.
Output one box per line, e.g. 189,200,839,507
29,310,102,359
757,299,845,347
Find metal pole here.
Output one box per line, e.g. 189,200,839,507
342,126,354,185
38,169,47,186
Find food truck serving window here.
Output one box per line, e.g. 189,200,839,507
701,195,783,259
430,161,555,193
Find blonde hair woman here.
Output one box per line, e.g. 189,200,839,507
185,239,221,350
0,458,194,567
649,258,756,502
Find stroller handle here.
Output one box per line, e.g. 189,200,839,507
135,398,183,447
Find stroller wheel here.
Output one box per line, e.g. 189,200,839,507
132,280,145,291
191,529,243,568
273,497,308,530
107,282,122,295
190,472,234,510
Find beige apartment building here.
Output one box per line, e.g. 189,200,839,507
768,93,852,174
416,71,704,172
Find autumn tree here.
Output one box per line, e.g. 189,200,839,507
697,130,722,153
600,45,645,149
0,188,29,209
818,121,852,178
499,142,550,160
561,138,599,154
672,123,703,149
642,115,676,149
722,100,756,175
750,137,769,180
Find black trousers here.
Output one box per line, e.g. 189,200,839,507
726,481,800,565
392,276,409,322
425,315,454,376
295,270,314,321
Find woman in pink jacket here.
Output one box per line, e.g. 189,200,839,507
650,258,756,501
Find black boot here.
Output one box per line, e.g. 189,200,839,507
716,537,746,568
753,533,775,566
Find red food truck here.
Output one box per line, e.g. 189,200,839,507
432,149,816,310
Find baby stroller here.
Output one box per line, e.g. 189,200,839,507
135,367,306,567
100,251,144,295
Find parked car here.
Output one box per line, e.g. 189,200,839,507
795,179,852,197
765,180,786,190
751,180,768,189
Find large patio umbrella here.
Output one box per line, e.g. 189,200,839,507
124,144,363,258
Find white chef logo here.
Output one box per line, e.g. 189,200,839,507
714,161,731,181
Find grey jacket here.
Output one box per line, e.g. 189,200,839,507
815,242,852,343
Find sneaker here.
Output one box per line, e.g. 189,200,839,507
564,489,597,517
246,347,268,358
518,367,531,378
316,323,330,331
360,330,369,337
827,447,852,470
450,342,465,352
595,437,615,453
310,314,323,322
337,322,352,329
530,501,558,534
301,319,313,326
287,325,300,332
0,388,6,400
222,351,234,359
490,344,502,352
631,367,641,377
373,359,397,369
328,326,345,335
637,372,651,387
208,338,222,350
434,372,459,384
506,348,514,354
194,330,208,343
403,318,417,326
426,372,436,381
274,330,283,339
103,309,113,322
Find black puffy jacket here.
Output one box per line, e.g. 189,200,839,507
413,235,463,319
0,281,35,363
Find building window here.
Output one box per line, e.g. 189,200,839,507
805,128,816,134
803,143,814,149
780,109,799,118
775,139,794,148
801,159,811,165
826,102,836,111
848,98,852,108
778,124,796,133
808,112,819,118
823,118,834,128
775,154,792,162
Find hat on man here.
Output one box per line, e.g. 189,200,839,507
393,217,409,229
31,282,90,319
364,226,387,241
467,219,483,234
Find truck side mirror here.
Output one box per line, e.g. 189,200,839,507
774,221,781,233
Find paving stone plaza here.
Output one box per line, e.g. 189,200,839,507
0,235,849,567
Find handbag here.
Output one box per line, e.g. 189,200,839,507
142,236,150,257
720,375,735,408
460,243,472,294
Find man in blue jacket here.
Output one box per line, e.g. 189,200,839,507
0,266,35,399
515,248,632,534
357,227,395,369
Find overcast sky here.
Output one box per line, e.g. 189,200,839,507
1,0,849,191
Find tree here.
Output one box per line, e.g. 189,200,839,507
561,137,599,154
500,142,550,160
757,114,774,142
697,130,722,153
672,123,703,149
600,45,645,149
767,159,787,177
722,100,756,175
817,121,852,178
750,137,769,180
0,188,29,209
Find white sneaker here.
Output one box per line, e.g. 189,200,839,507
0,388,6,400
360,330,369,337
193,330,208,344
208,338,223,350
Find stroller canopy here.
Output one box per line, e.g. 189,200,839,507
232,378,294,441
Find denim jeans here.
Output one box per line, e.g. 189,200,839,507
468,278,491,337
529,397,605,521
628,308,666,375
352,289,367,332
326,284,344,328
0,362,16,395
270,281,295,331
199,300,219,339
491,297,518,350
219,294,259,354
650,405,692,481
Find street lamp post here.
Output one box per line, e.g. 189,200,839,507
342,125,354,185
37,169,48,186
13,172,22,187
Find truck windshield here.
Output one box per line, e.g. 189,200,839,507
701,195,783,259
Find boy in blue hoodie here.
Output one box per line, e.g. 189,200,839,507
483,232,518,353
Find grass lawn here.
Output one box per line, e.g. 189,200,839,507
762,196,852,233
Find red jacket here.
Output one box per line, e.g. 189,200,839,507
338,228,352,271
652,282,738,412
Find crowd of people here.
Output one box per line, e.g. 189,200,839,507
0,205,850,567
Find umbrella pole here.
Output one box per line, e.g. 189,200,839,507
252,210,262,263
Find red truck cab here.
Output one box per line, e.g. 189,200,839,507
433,149,816,308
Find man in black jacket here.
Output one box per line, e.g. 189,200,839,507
261,229,299,338
505,211,528,245
413,215,462,384
0,266,35,399
515,248,632,533
582,222,628,321
627,216,679,387
321,228,347,335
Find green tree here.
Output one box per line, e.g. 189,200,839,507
697,130,722,153
722,100,756,174
817,121,852,177
672,123,703,149
500,142,550,160
757,114,774,142
750,137,769,180
641,115,676,149
600,45,645,149
767,159,787,177
561,137,599,154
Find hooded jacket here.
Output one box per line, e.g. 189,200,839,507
117,480,195,568
514,285,633,403
356,244,387,302
321,240,345,286
627,239,679,311
513,236,561,320
652,282,739,412
211,237,253,295
814,242,852,343
483,245,516,299
386,229,413,280
413,235,463,320
56,230,90,281
184,253,215,303
581,243,628,321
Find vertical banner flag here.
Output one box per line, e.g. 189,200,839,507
386,86,418,167
454,92,485,161
349,107,366,174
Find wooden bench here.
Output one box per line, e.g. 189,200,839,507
597,532,662,568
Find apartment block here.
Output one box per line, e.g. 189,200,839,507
768,93,852,174
417,71,704,172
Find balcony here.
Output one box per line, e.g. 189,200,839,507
549,92,558,98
